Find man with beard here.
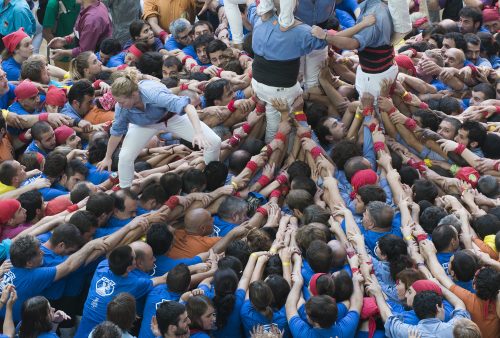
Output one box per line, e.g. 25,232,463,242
152,301,191,338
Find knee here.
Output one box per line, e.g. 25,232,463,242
119,151,136,165
208,134,222,149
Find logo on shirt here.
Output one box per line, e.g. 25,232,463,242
95,277,116,296
155,299,171,310
0,271,15,291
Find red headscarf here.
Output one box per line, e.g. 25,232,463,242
2,28,28,54
46,85,67,107
350,169,378,199
483,7,500,23
411,280,442,296
395,54,417,76
0,199,21,224
14,80,39,100
361,297,380,338
54,125,75,145
309,273,326,296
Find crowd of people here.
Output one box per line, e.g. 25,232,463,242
0,0,499,337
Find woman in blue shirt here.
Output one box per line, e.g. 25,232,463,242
18,296,69,338
186,295,216,338
1,28,34,81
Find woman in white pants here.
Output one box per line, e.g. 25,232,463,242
97,71,221,188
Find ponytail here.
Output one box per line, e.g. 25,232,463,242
69,51,92,80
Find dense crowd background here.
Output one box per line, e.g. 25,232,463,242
0,0,499,337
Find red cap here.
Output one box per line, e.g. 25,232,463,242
45,195,72,216
350,169,378,198
0,199,21,224
395,54,416,76
455,166,480,188
2,28,29,54
14,80,39,100
309,273,326,296
411,280,442,296
483,7,500,23
54,125,75,145
360,297,380,338
46,85,67,107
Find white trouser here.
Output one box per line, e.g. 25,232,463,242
251,78,302,143
225,0,247,45
355,64,399,100
118,115,221,188
299,46,328,90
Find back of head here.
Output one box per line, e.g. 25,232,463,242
182,168,207,193
413,291,443,320
420,206,448,233
225,240,250,266
167,263,191,293
249,281,274,319
19,296,52,338
471,214,500,239
18,190,42,223
296,224,328,253
450,251,478,282
106,293,136,332
91,321,122,338
474,267,500,301
357,185,387,205
140,183,167,206
412,179,438,203
477,175,499,198
69,210,97,236
330,141,361,170
453,318,482,338
287,160,311,182
213,269,238,328
228,150,251,175
136,52,164,78
159,173,182,198
306,240,333,273
70,181,92,204
87,192,115,218
10,235,40,268
432,224,458,252
333,270,354,302
291,176,317,197
108,246,134,275
43,151,67,179
286,189,313,213
367,201,394,229
145,222,172,255
0,161,18,186
302,205,330,226
265,274,290,309
305,295,337,328
217,196,248,221
218,256,243,278
49,223,84,250
203,161,228,191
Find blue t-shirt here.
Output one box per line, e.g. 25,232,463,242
37,332,59,338
107,52,126,67
436,252,454,275
138,285,183,338
289,310,360,338
240,301,290,338
212,215,237,237
213,288,246,338
190,332,210,338
85,162,110,185
74,260,154,338
40,245,67,301
94,216,132,238
25,141,48,157
298,302,348,323
0,83,16,109
2,57,21,81
21,173,68,201
0,266,57,322
153,255,202,277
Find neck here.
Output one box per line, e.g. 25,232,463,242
82,0,97,9
43,241,54,251
12,54,25,64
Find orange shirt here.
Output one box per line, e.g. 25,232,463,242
0,135,14,162
473,238,498,261
167,229,220,259
84,106,115,125
142,0,196,32
450,284,499,338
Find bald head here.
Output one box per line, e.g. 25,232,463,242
328,240,347,268
444,48,465,69
129,241,155,273
439,19,458,32
184,208,213,235
130,241,152,257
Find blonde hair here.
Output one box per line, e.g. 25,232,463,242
69,51,93,80
453,318,482,338
110,68,140,97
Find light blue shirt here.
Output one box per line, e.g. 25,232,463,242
0,0,36,36
295,0,336,26
60,102,82,124
111,80,190,136
352,0,393,51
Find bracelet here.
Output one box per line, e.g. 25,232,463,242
311,146,322,160
386,106,397,116
228,134,241,147
66,204,79,212
255,104,266,114
294,111,307,122
419,102,429,110
409,48,417,58
368,123,379,132
245,160,258,173
165,196,179,209
227,99,236,113
216,68,223,78
181,55,193,64
404,235,414,241
274,132,286,143
65,35,73,44
38,113,49,122
355,113,363,120
92,80,103,90
269,248,277,254
179,83,189,91
455,143,466,155
275,174,288,185
242,123,251,134
257,175,271,187
373,142,385,152
351,267,359,274
401,91,412,103
282,262,291,267
1,109,8,119
270,190,281,198
256,206,268,217
231,181,238,190
416,234,428,243
424,158,432,168
404,118,417,131
362,106,374,116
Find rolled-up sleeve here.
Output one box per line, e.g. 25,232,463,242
353,25,377,51
384,314,413,338
110,106,129,136
142,0,159,20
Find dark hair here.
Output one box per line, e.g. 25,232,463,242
287,161,312,182
69,210,97,236
19,152,41,171
461,121,487,148
302,205,330,226
330,141,362,170
240,137,265,156
314,274,336,297
19,296,52,338
218,256,243,278
333,270,354,302
159,173,182,198
193,20,214,34
136,52,164,78
140,183,167,205
31,121,52,142
413,291,443,320
450,251,478,282
432,224,458,252
163,56,182,72
156,301,186,336
474,267,500,301
65,158,89,180
429,97,462,116
18,190,42,223
413,179,438,203
87,192,115,218
108,246,134,275
305,295,338,328
357,185,387,205
100,38,122,56
134,161,152,173
225,240,250,266
413,110,441,131
443,32,467,51
68,79,95,105
49,223,84,250
213,269,238,328
129,20,148,40
204,79,229,107
146,223,173,255
112,189,138,212
477,175,499,198
228,150,251,175
242,32,253,57
9,235,40,267
304,102,328,129
43,151,67,179
193,33,215,50
186,295,213,330
307,240,333,273
420,206,447,233
291,176,317,196
21,59,46,82
161,77,179,88
263,255,283,279
203,161,228,191
265,274,290,309
378,234,414,281
88,138,108,164
459,7,483,27
286,189,314,213
0,161,18,186
206,39,228,55
249,281,273,320
167,263,191,293
106,293,136,331
367,201,394,229
70,181,92,204
217,195,248,220
471,214,500,239
182,168,207,193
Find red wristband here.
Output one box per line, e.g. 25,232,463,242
368,123,379,132
419,102,429,109
455,143,466,155
216,68,223,78
228,135,241,147
182,55,193,64
468,64,478,74
256,206,268,217
18,130,29,143
295,112,307,122
38,113,49,122
246,160,258,173
402,92,413,103
311,146,322,160
242,123,251,134
66,204,79,212
165,196,179,209
409,48,417,58
179,83,189,91
496,106,500,114
300,131,312,139
257,175,271,187
227,99,236,113
270,190,281,198
255,104,266,114
374,142,385,152
117,64,128,70
386,106,397,116
276,174,288,185
93,80,103,90
416,234,428,243
158,30,168,42
275,132,286,143
494,161,500,171
65,35,73,44
265,145,273,157
351,267,359,274
404,118,417,131
198,66,207,72
362,106,374,116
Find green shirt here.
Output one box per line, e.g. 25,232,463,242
42,0,80,37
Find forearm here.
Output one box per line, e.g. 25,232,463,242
3,306,15,338
105,135,123,159
147,17,163,35
374,292,392,321
402,76,437,94
185,105,203,133
326,35,360,50
0,184,37,199
335,23,369,38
